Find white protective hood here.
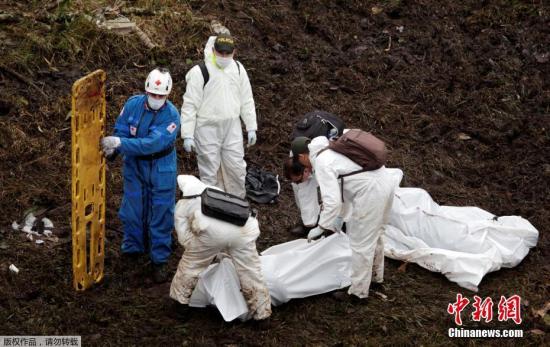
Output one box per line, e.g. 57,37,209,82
177,175,207,196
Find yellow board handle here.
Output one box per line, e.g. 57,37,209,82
71,70,106,291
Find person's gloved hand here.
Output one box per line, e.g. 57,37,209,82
105,149,119,161
102,147,116,160
307,226,324,243
183,138,195,153
333,216,344,232
102,147,114,157
247,130,257,147
101,136,121,153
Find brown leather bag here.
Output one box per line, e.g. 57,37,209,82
328,129,388,171
318,129,389,202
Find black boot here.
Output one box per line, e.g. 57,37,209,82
117,252,143,272
252,318,273,331
163,295,192,320
152,263,169,284
172,301,191,319
331,290,363,304
121,252,143,261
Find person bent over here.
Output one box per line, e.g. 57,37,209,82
291,136,396,299
169,175,271,320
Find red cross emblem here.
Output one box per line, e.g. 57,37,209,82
155,80,161,86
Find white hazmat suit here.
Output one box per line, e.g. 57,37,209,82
308,136,398,298
169,175,271,320
180,37,257,198
181,166,538,320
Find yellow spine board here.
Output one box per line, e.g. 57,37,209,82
71,70,107,291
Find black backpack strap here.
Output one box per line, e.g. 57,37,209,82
337,169,368,202
235,60,241,75
316,146,334,158
198,61,238,88
198,61,209,88
338,169,368,179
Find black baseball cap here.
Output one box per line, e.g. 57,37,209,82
291,137,311,158
214,34,235,54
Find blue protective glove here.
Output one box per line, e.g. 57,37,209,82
247,130,257,147
307,226,324,243
183,138,195,153
333,217,344,232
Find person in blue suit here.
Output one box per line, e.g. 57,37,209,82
101,68,180,283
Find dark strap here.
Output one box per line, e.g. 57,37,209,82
198,60,241,89
337,169,368,203
236,60,241,74
317,146,369,202
316,143,374,202
181,193,202,199
136,145,174,161
198,61,209,88
317,146,330,156
338,169,368,178
181,187,206,199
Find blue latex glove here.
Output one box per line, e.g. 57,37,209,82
333,217,344,232
247,130,257,147
183,138,195,153
307,226,324,243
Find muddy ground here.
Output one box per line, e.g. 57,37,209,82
0,0,548,346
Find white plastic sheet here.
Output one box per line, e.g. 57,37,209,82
384,187,538,291
183,169,539,321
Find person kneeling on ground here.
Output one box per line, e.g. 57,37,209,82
169,175,272,320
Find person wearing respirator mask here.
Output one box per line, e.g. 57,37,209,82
100,68,180,284
180,33,257,198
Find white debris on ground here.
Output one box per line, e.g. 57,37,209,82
210,19,230,35
42,218,54,229
9,264,19,274
91,8,156,49
11,212,58,244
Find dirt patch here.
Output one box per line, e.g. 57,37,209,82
0,0,548,345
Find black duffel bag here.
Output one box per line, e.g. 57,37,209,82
186,188,250,226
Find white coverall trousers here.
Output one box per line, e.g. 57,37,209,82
169,200,271,320
195,118,247,198
345,168,396,298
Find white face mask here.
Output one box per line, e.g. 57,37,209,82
147,95,166,110
216,56,233,69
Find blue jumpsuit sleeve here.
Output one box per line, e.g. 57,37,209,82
118,105,180,156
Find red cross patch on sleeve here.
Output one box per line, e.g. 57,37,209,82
166,122,177,134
